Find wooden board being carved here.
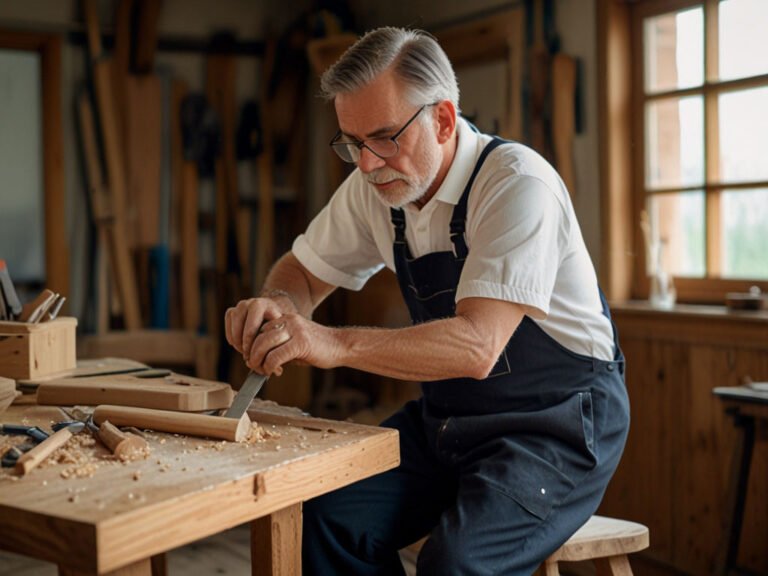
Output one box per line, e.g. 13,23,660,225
35,372,233,411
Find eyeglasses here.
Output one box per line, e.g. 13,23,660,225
329,104,434,164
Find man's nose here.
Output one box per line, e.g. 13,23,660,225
357,146,386,173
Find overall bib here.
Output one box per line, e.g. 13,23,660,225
303,139,630,576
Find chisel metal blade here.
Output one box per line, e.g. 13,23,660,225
223,372,267,419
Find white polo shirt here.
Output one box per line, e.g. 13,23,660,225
293,118,615,361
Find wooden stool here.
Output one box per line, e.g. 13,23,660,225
536,515,649,576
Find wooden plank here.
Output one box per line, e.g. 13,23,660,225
252,503,302,576
125,75,162,248
551,53,577,196
132,0,161,73
597,0,633,300
36,372,234,411
83,0,142,330
173,79,201,332
40,34,68,301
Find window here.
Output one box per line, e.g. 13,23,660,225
632,0,768,302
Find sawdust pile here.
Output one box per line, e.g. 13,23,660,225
243,422,281,444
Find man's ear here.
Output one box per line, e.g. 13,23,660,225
434,100,457,144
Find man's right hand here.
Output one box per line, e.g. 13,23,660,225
224,297,286,364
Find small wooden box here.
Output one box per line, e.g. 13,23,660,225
0,317,77,380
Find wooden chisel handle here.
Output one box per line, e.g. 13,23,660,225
18,289,56,323
15,427,74,475
93,405,251,442
98,420,150,460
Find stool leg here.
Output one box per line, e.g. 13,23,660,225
595,554,633,576
535,560,560,576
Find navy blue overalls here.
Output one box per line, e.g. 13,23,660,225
303,138,630,575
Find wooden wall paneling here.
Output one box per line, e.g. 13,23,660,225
605,306,768,575
680,346,736,573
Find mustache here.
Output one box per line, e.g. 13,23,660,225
367,168,409,185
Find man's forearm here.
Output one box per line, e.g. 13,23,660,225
334,315,502,382
261,253,335,318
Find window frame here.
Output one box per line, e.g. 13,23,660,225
602,0,768,303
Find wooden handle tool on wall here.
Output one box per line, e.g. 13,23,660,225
93,405,251,442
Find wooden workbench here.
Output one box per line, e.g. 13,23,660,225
0,402,400,575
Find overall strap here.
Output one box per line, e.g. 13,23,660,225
450,137,506,259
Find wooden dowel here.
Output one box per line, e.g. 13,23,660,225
93,405,251,442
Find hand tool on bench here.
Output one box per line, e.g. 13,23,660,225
56,413,149,460
15,421,86,475
92,372,267,441
18,289,58,323
0,423,50,443
97,419,150,459
44,294,67,321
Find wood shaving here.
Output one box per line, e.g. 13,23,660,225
243,422,281,444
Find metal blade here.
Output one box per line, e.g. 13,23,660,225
223,372,267,419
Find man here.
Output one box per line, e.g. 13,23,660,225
225,27,629,575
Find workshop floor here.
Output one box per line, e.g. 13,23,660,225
0,523,418,575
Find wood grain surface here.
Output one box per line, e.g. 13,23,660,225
0,402,399,574
36,372,233,411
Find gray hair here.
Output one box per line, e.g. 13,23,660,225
320,27,460,112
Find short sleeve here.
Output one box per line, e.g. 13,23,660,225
457,173,569,318
292,174,385,291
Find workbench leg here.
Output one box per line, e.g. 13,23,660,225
58,557,152,575
150,554,167,576
251,503,302,576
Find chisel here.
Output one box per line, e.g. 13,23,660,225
15,422,85,475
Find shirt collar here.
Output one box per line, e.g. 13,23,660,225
427,117,479,207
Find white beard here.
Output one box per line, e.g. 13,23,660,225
366,136,442,209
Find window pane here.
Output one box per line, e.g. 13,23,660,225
645,96,704,189
719,87,768,183
647,192,706,278
719,0,768,81
720,188,768,279
644,7,703,93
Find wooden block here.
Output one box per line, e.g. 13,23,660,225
36,371,233,412
0,317,77,380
